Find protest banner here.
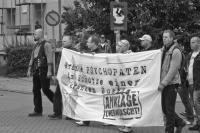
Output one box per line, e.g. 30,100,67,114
57,49,164,127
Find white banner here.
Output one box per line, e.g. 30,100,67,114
57,49,164,127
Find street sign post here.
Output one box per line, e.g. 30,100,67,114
45,10,61,79
45,10,61,39
45,10,61,27
110,1,127,45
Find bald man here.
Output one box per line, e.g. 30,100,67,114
27,29,54,117
188,36,200,131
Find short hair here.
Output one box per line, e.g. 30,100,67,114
163,30,175,39
62,34,72,39
174,35,184,45
191,36,200,44
89,35,100,45
119,39,130,48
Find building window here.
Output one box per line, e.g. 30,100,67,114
7,8,16,26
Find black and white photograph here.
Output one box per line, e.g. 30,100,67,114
0,0,200,133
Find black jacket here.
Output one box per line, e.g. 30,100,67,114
186,52,200,90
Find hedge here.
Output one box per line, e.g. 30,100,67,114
6,45,33,77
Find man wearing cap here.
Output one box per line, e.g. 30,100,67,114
139,34,154,51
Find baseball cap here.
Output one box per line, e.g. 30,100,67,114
139,34,152,42
100,34,105,38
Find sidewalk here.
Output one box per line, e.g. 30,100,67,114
0,76,198,133
0,76,56,94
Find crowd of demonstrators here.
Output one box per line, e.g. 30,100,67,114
27,28,200,133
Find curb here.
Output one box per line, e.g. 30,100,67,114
0,88,32,95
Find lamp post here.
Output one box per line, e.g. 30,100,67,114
58,0,62,41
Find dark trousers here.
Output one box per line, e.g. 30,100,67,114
162,84,183,133
33,70,54,113
53,84,62,115
178,84,194,121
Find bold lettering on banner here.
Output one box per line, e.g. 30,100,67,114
64,62,83,72
121,81,126,86
107,68,112,75
98,68,102,75
113,68,117,76
125,68,131,75
108,79,140,89
141,66,147,74
103,68,108,75
133,67,139,75
109,80,113,86
119,69,125,76
103,91,142,120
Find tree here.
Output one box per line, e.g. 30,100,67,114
61,0,200,49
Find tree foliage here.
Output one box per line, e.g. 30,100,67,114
61,0,200,49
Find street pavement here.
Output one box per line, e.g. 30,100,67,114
0,76,199,133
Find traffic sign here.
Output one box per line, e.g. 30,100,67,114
110,2,127,31
45,10,60,26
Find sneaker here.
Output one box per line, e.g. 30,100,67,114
76,121,89,126
175,121,186,133
185,120,193,125
118,126,133,133
28,112,42,117
48,114,62,119
189,124,200,131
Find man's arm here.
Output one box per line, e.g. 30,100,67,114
44,42,53,77
161,49,182,86
27,51,34,77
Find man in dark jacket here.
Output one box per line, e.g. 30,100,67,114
48,34,76,120
173,35,194,125
27,29,54,116
188,36,200,131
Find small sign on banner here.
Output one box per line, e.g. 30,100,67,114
110,1,127,31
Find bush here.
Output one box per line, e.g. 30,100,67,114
6,45,33,77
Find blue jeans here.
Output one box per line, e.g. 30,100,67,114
162,84,184,133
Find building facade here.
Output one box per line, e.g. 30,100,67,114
0,0,76,50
